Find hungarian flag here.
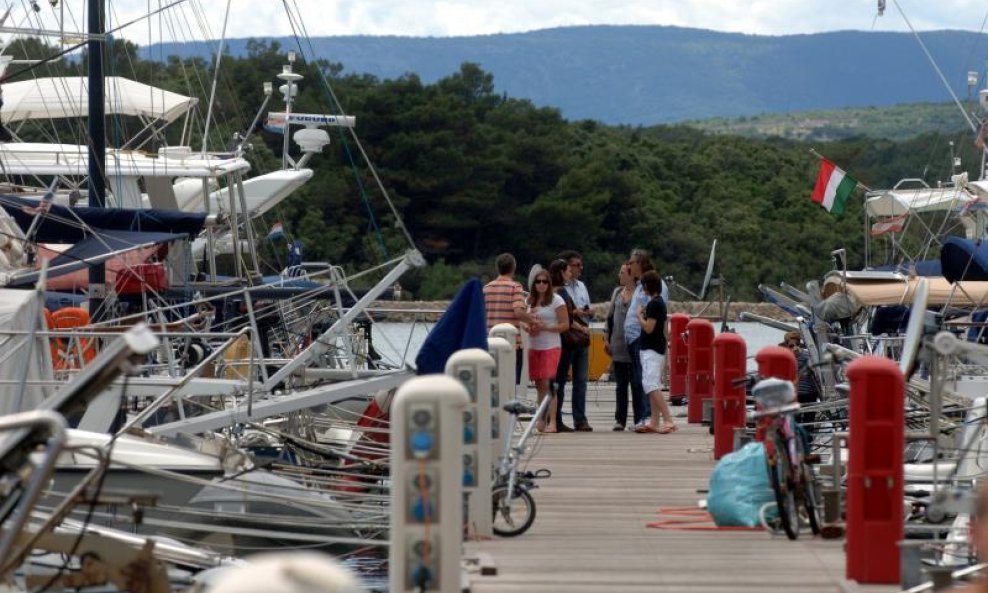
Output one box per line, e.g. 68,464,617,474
812,158,856,216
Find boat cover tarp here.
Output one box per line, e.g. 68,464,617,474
0,195,206,243
941,237,988,283
823,275,988,307
4,230,183,288
0,76,197,123
415,278,488,374
874,260,943,277
0,289,54,411
865,186,975,217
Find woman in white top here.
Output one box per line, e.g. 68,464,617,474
526,269,568,433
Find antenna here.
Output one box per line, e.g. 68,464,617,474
698,239,717,301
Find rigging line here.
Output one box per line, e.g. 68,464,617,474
283,0,416,253
200,0,231,156
279,3,389,260
0,38,87,82
891,0,978,134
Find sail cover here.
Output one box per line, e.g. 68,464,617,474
0,195,206,243
941,237,988,283
415,278,488,374
0,76,197,123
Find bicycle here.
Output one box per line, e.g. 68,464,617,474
491,398,552,537
750,378,821,540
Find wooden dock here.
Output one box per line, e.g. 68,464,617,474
465,386,898,593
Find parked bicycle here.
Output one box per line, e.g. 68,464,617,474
750,378,821,540
492,398,552,537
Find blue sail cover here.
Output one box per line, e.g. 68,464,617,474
0,194,206,243
873,261,942,277
941,237,988,283
415,278,488,374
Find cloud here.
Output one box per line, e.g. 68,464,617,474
52,0,988,46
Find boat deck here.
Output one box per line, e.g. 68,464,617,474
465,386,899,593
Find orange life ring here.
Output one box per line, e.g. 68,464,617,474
49,307,96,370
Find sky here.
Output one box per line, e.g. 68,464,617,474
60,0,988,45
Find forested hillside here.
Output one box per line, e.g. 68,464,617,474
5,39,981,301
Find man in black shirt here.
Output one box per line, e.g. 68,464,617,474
634,270,677,434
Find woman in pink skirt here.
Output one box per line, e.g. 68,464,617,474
526,268,568,433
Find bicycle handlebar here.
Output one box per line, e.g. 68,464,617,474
748,402,801,420
502,401,537,416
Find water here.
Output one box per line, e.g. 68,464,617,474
372,321,785,370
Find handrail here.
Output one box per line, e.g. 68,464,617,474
0,410,69,573
116,326,253,435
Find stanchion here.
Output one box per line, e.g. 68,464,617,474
668,313,690,405
845,356,904,584
712,332,746,460
686,318,714,424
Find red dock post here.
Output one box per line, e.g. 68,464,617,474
753,346,797,441
712,332,746,460
686,318,715,424
845,356,904,584
667,313,690,405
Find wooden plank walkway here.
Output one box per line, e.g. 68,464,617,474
465,386,898,593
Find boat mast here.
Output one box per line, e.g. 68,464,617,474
87,0,106,321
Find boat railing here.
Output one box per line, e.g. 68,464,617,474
0,410,69,573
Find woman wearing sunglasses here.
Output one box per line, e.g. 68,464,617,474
526,269,568,433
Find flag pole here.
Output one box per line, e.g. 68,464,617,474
810,148,874,265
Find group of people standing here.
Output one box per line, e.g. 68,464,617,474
483,248,676,435
604,250,676,434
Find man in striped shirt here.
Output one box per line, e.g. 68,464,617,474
484,253,536,385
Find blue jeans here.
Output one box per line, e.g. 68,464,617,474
628,338,651,424
612,360,632,427
555,344,589,425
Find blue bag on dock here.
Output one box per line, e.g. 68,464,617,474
707,442,776,527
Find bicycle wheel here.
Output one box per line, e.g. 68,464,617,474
492,486,536,537
796,439,821,535
767,433,799,540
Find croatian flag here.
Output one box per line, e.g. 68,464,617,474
812,158,857,216
266,222,285,241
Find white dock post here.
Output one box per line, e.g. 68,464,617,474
389,375,469,593
487,336,514,463
490,323,521,398
446,349,496,539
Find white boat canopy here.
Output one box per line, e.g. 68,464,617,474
1,76,197,123
864,186,976,218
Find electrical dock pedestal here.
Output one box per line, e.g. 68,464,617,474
712,332,746,460
667,313,690,405
845,356,904,584
447,349,496,539
389,375,469,593
686,318,714,424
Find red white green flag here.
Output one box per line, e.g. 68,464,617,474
812,158,857,216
